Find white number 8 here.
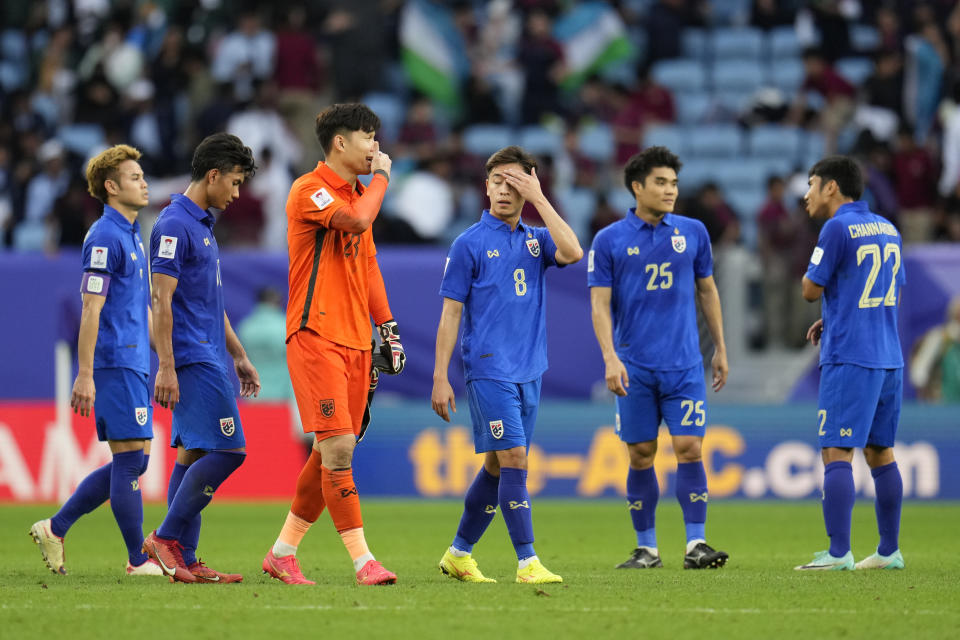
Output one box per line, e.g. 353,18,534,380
513,268,527,296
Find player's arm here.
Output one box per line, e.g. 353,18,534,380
368,255,405,374
801,276,823,302
590,286,629,397
152,272,180,409
225,312,261,398
503,167,583,265
431,297,463,421
695,275,729,392
327,144,392,233
71,291,106,417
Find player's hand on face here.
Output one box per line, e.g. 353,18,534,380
70,373,95,416
371,141,392,179
235,356,261,398
711,349,728,392
604,356,629,397
431,379,456,422
503,167,544,202
154,365,180,410
806,318,824,346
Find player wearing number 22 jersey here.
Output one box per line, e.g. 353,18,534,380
796,156,906,572
588,146,730,571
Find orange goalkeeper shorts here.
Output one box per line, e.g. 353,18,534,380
287,329,371,440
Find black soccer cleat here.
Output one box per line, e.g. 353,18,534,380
683,542,729,569
616,547,663,569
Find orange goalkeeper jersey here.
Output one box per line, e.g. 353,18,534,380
286,162,389,350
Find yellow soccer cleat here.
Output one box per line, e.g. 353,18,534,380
515,557,562,584
439,549,496,583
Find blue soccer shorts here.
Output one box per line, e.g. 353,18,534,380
93,368,153,441
817,364,902,449
615,363,707,444
465,378,541,454
170,362,245,451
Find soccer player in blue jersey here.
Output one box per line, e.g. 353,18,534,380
30,144,162,577
588,146,730,570
795,156,906,571
142,133,260,583
432,145,583,584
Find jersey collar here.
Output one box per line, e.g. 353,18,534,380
626,208,674,230
170,193,215,226
315,162,365,195
481,209,526,233
835,200,869,217
102,205,140,233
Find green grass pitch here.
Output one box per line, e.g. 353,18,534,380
2,500,958,639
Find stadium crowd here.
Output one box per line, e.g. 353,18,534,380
1,0,960,352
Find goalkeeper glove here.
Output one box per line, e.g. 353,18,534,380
373,319,405,375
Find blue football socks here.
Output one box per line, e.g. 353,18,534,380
499,467,535,561
166,461,200,565
676,461,708,543
823,460,855,557
452,466,500,554
50,462,112,538
157,451,245,542
627,466,659,548
871,461,903,556
110,449,147,565
140,454,150,476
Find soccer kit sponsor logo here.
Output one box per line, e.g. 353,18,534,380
810,246,824,265
90,247,108,269
486,249,500,258
484,504,497,514
339,487,359,498
320,399,335,418
203,237,211,246
587,249,595,272
135,407,148,426
489,419,504,439
130,479,140,491
219,417,235,436
689,492,708,503
158,236,177,259
508,500,530,510
614,413,621,435
203,485,215,497
840,428,852,437
671,235,686,253
627,246,640,255
526,238,540,257
310,187,335,210
628,500,643,510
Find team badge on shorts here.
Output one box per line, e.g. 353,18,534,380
320,399,335,419
671,234,686,253
219,417,235,437
489,419,504,439
135,407,148,426
526,238,540,257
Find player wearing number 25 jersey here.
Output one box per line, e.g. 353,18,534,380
796,155,906,572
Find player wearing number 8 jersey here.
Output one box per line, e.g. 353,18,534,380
432,146,582,584
588,146,729,571
796,156,906,571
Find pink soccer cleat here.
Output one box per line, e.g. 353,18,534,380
188,559,243,583
142,530,196,583
356,559,397,585
262,550,316,585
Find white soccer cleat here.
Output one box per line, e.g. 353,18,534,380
794,550,855,571
126,557,165,576
855,549,904,570
29,519,67,575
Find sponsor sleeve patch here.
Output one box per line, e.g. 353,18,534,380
587,249,595,272
810,246,824,265
309,188,335,211
158,235,178,259
90,246,108,269
81,272,110,296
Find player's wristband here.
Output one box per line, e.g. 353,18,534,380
373,169,389,182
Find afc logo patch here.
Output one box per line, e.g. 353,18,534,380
310,187,335,211
135,407,148,426
219,417,235,437
320,399,336,419
489,419,504,439
671,235,686,253
525,238,541,257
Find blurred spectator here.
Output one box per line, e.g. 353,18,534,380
859,138,899,224
249,147,294,252
397,95,440,163
517,9,565,124
211,10,276,102
794,49,856,153
226,81,302,177
862,49,904,118
757,176,794,347
630,66,676,126
15,139,69,251
50,179,99,247
910,296,960,403
589,194,622,239
874,5,903,53
939,80,960,198
807,0,855,62
236,287,292,401
903,20,947,143
215,190,265,248
750,0,795,30
645,0,703,64
462,70,505,126
322,1,390,101
389,155,456,243
684,183,740,246
892,125,937,243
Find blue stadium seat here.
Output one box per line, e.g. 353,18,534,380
463,124,513,157
577,123,614,162
835,57,874,87
682,28,707,61
556,187,597,240
850,24,881,53
651,59,707,93
677,158,714,189
687,124,742,158
713,160,766,194
767,58,805,93
711,27,764,60
674,90,714,125
767,26,801,59
519,125,563,157
710,0,751,26
363,92,405,143
712,59,765,91
748,125,803,160
801,130,826,167
57,124,106,156
608,188,637,215
643,125,687,155
715,88,756,116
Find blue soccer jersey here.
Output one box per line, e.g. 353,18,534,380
81,205,150,374
805,201,905,369
150,193,227,368
588,211,713,370
439,210,560,383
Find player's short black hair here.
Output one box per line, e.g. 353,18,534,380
485,145,537,175
808,155,863,200
315,103,381,155
623,146,682,194
191,132,256,181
